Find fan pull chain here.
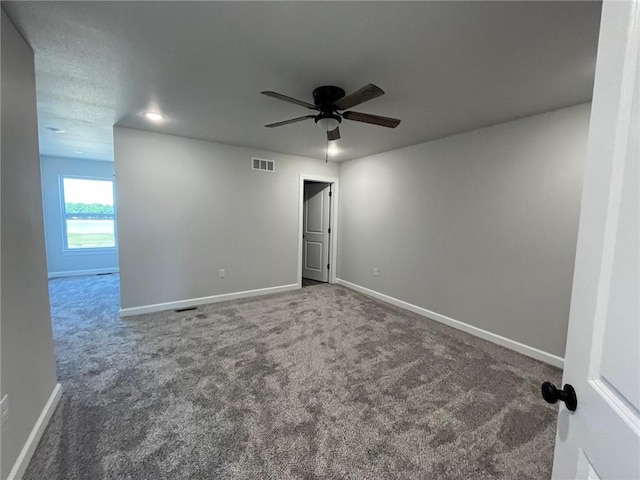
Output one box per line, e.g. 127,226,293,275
325,124,329,163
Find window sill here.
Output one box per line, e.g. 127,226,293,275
61,248,118,256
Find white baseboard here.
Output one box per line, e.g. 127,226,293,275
48,268,119,279
120,283,300,317
7,383,62,480
336,279,564,369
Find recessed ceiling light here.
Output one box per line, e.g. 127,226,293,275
74,151,84,154
46,127,65,133
143,112,165,121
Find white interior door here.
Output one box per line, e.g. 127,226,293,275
302,182,331,282
550,1,640,478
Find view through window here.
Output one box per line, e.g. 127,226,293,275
62,177,116,249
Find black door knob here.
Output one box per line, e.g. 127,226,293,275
541,381,577,411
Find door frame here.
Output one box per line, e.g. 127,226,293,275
298,174,339,287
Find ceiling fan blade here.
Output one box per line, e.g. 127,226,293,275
334,83,385,110
261,91,317,109
265,115,315,128
327,127,341,141
342,111,401,128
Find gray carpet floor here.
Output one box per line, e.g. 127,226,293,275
25,274,561,479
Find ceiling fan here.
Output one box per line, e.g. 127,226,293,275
261,83,401,141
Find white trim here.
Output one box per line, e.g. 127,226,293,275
336,278,564,368
120,283,299,317
48,267,119,279
298,174,339,287
61,247,118,256
7,383,62,480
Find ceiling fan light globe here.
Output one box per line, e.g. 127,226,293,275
316,117,340,132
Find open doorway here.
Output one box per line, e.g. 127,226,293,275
303,181,332,285
41,159,119,278
298,175,338,287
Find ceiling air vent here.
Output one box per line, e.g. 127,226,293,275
252,157,275,172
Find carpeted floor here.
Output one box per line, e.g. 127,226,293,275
25,274,561,479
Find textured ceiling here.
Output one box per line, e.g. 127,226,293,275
3,1,601,162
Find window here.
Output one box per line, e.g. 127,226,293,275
61,176,117,250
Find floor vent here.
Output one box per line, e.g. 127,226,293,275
175,306,198,313
252,157,275,172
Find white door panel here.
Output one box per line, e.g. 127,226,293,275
305,242,323,271
306,191,324,233
302,182,331,282
576,451,602,480
551,1,640,478
599,142,639,410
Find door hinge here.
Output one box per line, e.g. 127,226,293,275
328,228,331,234
329,191,332,197
327,264,330,270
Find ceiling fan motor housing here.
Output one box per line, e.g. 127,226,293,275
312,86,345,129
312,86,345,109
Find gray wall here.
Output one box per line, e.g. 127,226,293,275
1,11,58,479
337,104,590,358
40,155,119,276
114,127,339,310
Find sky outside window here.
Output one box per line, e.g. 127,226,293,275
63,178,114,205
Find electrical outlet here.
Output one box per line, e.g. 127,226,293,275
219,269,226,278
373,268,379,277
1,395,9,426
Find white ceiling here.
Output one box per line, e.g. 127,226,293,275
3,1,601,162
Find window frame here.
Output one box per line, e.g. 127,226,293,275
59,174,118,254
